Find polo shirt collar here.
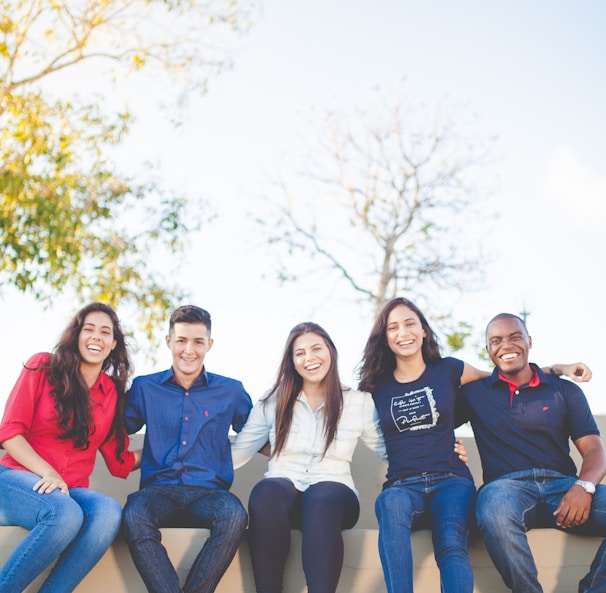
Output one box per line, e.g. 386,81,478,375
491,363,546,406
489,363,546,388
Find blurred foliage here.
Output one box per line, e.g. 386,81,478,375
0,0,251,344
0,91,206,342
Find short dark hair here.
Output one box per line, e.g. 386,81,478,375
169,305,212,334
485,312,528,342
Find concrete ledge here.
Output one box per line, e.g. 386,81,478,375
1,425,605,592
0,526,601,593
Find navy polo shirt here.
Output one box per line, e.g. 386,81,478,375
458,364,599,484
125,367,252,489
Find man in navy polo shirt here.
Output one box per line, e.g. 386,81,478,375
122,305,252,593
458,313,606,593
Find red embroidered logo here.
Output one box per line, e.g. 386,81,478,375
204,410,209,417
542,406,549,411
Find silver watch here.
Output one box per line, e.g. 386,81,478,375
575,479,596,495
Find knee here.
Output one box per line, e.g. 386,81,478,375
475,495,495,530
215,494,248,534
476,489,516,532
97,497,123,536
433,522,469,560
42,496,84,542
375,487,396,514
121,494,154,539
375,488,413,526
434,542,469,566
249,479,290,516
121,497,139,526
108,497,123,521
303,484,358,525
231,500,249,531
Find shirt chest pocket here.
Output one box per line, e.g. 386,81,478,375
284,423,314,453
329,427,359,460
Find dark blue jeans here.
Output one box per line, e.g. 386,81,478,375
122,484,247,593
476,469,606,593
375,473,476,593
248,478,360,593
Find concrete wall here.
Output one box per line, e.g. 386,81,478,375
1,419,605,592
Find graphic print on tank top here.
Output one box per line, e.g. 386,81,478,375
391,386,439,432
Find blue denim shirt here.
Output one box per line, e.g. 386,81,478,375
126,368,252,489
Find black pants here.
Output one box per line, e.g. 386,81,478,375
248,478,360,593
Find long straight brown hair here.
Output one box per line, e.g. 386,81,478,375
265,322,344,458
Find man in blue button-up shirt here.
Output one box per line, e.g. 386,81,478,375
122,305,252,593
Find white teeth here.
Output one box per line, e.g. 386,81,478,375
502,353,518,360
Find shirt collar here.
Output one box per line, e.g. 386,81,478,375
160,367,209,388
492,363,544,405
94,370,114,393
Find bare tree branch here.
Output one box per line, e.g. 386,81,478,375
260,86,497,325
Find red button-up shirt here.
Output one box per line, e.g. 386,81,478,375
0,352,134,487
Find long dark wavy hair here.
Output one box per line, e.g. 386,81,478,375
358,297,442,393
265,322,344,458
34,303,132,458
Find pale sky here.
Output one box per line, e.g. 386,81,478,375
1,0,605,413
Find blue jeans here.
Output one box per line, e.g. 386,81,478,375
248,478,360,593
375,472,476,593
0,467,122,593
122,484,248,593
476,469,606,593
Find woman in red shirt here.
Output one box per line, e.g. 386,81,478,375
0,302,139,593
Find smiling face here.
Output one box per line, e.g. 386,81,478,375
292,332,332,389
486,315,533,382
385,304,426,361
77,311,117,369
166,322,213,388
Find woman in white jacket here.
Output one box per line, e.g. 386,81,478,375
231,321,386,593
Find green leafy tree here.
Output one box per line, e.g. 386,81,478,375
0,92,206,339
1,0,251,341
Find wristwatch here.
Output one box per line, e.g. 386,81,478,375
574,479,596,495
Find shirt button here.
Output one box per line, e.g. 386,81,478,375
184,416,189,421
182,441,187,446
185,391,189,397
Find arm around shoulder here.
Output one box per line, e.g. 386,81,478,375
359,390,387,461
231,398,272,469
548,362,592,382
460,362,490,386
124,379,146,435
